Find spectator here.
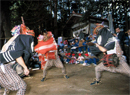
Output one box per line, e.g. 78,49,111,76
83,53,98,66
125,29,130,64
74,39,79,52
78,39,83,53
115,27,125,55
63,53,70,64
69,53,76,64
70,42,77,53
64,45,68,53
59,41,64,51
68,37,75,43
76,53,84,64
82,38,87,53
63,39,68,45
83,53,91,66
87,35,97,56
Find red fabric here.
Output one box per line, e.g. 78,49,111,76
34,36,57,54
101,54,116,67
20,24,35,37
46,52,56,59
68,53,71,55
65,53,68,56
39,55,46,70
85,53,89,56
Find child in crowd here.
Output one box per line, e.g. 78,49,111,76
63,53,70,64
63,39,68,45
64,45,68,53
59,41,64,51
69,53,76,64
76,53,84,64
82,38,87,53
83,53,91,66
87,35,97,55
70,42,77,53
83,53,99,66
63,53,68,64
78,39,83,53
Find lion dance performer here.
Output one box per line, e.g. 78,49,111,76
0,17,35,95
34,31,69,82
89,24,130,85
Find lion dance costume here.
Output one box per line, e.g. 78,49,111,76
0,23,35,95
34,31,69,82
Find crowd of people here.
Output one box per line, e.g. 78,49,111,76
57,35,99,67
0,17,130,95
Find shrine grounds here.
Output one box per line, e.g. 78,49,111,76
0,63,129,95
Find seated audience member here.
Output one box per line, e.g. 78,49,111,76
85,34,89,41
87,35,97,56
59,41,64,51
68,37,76,43
63,53,70,64
70,42,77,53
69,53,76,64
76,53,84,64
67,41,72,53
83,53,99,66
115,27,125,53
74,39,79,52
64,45,68,53
78,39,83,53
82,38,87,52
124,29,130,64
63,39,68,45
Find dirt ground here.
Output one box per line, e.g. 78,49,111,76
0,64,130,95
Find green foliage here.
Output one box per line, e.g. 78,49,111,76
3,0,130,37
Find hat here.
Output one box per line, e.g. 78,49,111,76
68,53,71,55
78,53,81,56
85,53,89,56
72,54,75,56
65,53,68,56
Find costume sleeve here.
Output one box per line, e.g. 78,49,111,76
0,50,24,64
104,42,115,50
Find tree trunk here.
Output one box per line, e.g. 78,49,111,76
0,1,11,49
54,0,58,38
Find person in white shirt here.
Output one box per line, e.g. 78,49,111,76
76,53,84,64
